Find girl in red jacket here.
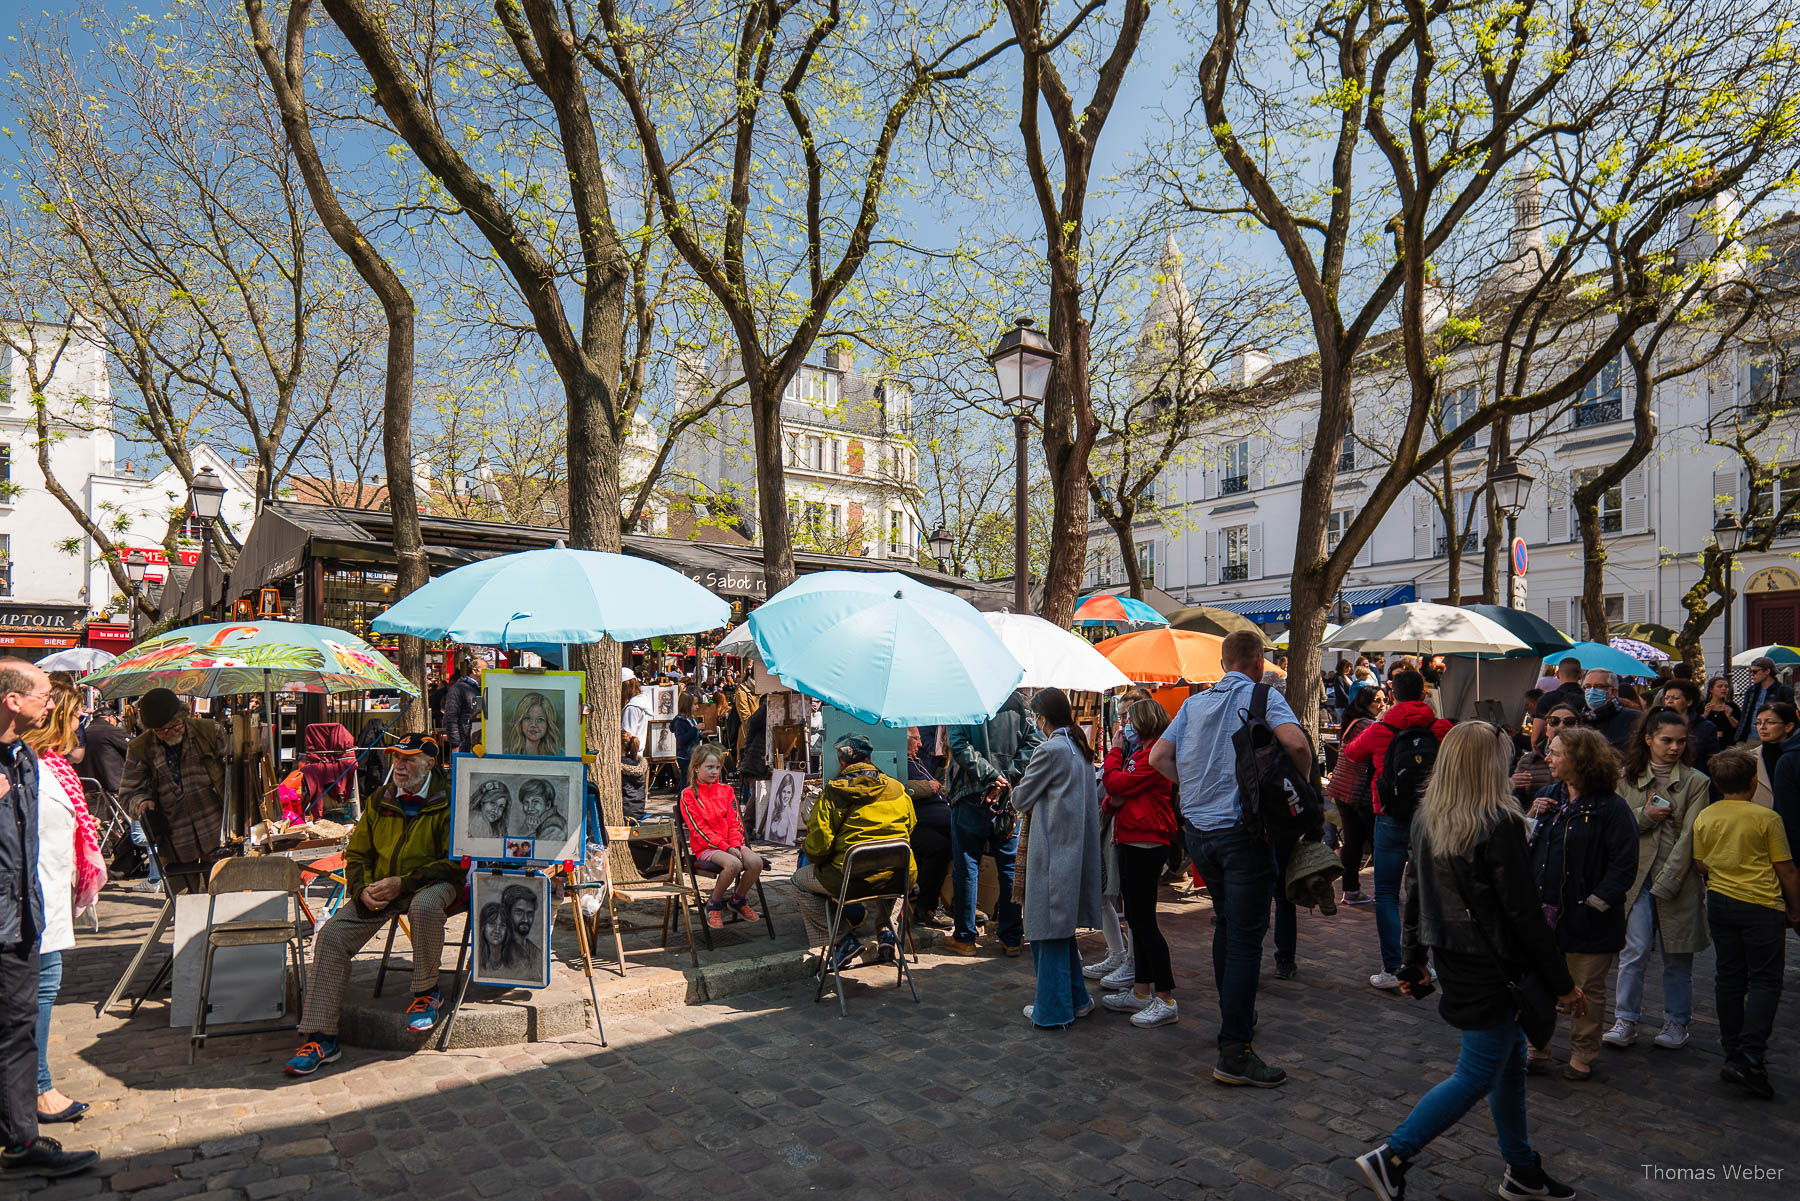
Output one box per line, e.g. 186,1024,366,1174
1098,698,1181,1028
680,745,761,928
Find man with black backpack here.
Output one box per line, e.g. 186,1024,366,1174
942,690,1043,957
1339,668,1452,993
1149,631,1316,1089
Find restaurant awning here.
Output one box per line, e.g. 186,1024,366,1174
1208,582,1415,625
225,501,1012,608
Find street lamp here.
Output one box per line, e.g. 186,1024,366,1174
123,552,147,635
927,525,956,575
987,317,1059,614
1332,593,1353,625
189,467,228,620
1714,511,1746,675
1489,456,1535,610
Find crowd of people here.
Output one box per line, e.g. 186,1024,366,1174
4,631,1800,1192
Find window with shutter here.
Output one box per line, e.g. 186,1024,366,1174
1567,598,1584,636
1548,475,1570,542
1249,523,1264,579
1205,529,1218,584
1713,466,1744,520
1622,466,1648,532
1626,592,1648,623
1412,494,1434,560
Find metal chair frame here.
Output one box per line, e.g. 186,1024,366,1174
188,856,311,1063
677,793,777,949
812,838,919,1016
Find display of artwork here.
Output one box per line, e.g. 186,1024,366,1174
762,768,803,846
470,869,551,989
451,754,587,865
647,721,677,760
484,670,585,758
650,685,677,719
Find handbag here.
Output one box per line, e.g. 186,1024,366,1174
1324,719,1373,807
1447,854,1559,1049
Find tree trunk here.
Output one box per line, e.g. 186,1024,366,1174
1040,300,1097,626
246,0,430,729
1109,504,1144,599
1279,367,1353,734
747,373,797,593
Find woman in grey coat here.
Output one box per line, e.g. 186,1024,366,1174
1011,687,1104,1028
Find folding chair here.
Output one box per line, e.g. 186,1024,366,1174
812,838,919,1017
590,817,699,972
188,857,312,1063
677,797,777,949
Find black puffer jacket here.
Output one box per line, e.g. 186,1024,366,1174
1528,785,1639,955
1403,814,1573,1030
442,675,481,752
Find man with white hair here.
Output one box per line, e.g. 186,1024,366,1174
1582,669,1637,750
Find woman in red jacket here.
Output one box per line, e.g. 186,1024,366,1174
680,744,761,928
1098,698,1181,1028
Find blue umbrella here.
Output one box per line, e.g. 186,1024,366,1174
748,570,1024,727
372,544,730,646
1073,593,1169,628
1543,640,1658,678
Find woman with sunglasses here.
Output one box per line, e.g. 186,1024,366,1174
1511,704,1580,809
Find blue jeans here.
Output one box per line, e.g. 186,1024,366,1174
131,821,159,883
1373,815,1411,973
35,951,61,1095
949,803,1021,946
1614,888,1693,1025
1388,1021,1533,1165
1185,824,1274,1048
1028,937,1090,1027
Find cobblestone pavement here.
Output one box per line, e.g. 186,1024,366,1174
10,879,1799,1201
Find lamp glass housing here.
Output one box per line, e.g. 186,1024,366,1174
189,466,227,521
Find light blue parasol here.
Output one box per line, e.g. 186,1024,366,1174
747,571,1025,727
371,544,730,646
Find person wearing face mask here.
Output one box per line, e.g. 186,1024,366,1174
1580,670,1637,751
1735,656,1794,746
285,734,461,1076
1602,709,1711,1052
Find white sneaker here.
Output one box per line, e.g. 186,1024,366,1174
1652,1021,1690,1049
1601,1019,1637,1048
1102,989,1154,1013
1023,1000,1095,1025
1099,961,1136,990
1131,997,1179,1028
1082,948,1129,979
1370,971,1400,991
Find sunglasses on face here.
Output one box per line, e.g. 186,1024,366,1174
1544,716,1571,726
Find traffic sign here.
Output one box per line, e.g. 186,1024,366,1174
1511,575,1528,608
1511,537,1528,575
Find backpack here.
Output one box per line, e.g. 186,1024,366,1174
1233,683,1322,844
1375,721,1439,822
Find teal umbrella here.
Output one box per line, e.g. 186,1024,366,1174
373,543,729,646
1544,641,1658,678
748,571,1024,727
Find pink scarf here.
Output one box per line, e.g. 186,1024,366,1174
41,751,108,912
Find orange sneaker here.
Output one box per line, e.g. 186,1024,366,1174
705,903,725,930
730,895,760,923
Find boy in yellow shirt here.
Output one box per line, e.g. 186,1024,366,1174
1691,749,1800,1100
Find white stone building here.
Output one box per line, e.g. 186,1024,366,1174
1085,207,1800,669
83,447,258,614
655,347,925,559
0,325,115,656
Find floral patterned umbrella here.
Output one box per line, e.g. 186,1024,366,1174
77,621,417,700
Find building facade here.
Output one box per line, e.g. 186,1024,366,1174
656,347,925,560
1086,209,1800,670
0,327,116,658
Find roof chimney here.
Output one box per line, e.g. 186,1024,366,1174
824,344,853,373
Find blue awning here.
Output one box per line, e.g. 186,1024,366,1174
1208,583,1415,625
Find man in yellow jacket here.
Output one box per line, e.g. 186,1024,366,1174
285,734,462,1076
792,733,916,968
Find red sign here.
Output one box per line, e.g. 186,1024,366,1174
85,623,134,649
116,545,200,584
0,635,78,649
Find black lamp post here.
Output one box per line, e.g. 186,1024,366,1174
987,318,1058,614
1489,457,1535,609
1714,512,1745,675
927,525,956,576
189,467,228,619
124,552,147,636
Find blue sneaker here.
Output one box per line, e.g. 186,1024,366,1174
405,990,442,1032
830,934,863,971
876,929,898,964
284,1034,340,1076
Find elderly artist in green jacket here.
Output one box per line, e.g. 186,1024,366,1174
791,733,916,968
284,733,463,1078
